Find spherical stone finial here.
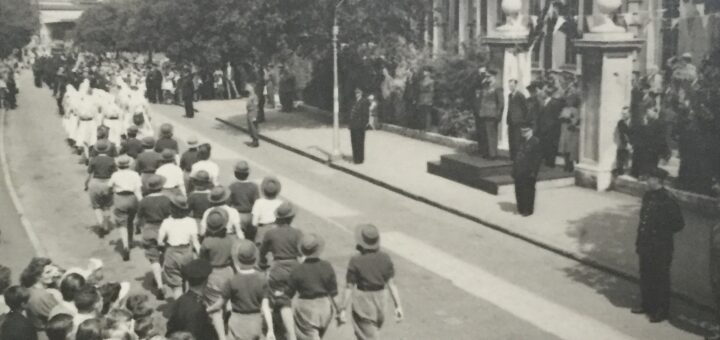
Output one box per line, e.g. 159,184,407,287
591,0,626,33
495,0,528,36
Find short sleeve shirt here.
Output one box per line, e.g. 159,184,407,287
137,194,173,223
346,251,394,290
108,169,142,193
88,154,116,179
159,217,198,246
135,150,163,173
287,258,338,299
188,191,211,219
221,272,268,313
200,237,235,267
228,181,260,213
154,137,179,153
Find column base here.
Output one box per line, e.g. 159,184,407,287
575,163,614,192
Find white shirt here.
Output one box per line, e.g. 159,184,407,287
159,217,199,247
156,163,186,196
108,169,143,199
190,160,220,186
251,198,283,226
48,300,78,319
200,205,243,238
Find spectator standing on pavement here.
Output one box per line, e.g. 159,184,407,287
630,108,670,179
473,70,503,160
558,77,580,172
279,66,296,113
0,286,36,340
339,224,403,340
506,79,530,161
416,68,435,131
48,273,85,319
534,82,565,168
20,258,60,337
614,107,632,176
228,160,259,240
287,233,341,340
349,88,370,165
246,84,261,148
181,69,195,118
511,126,542,217
166,259,218,340
632,168,684,323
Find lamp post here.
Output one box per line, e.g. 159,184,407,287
331,0,346,161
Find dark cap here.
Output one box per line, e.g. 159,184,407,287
94,139,111,154
299,233,324,258
127,125,139,134
261,176,281,197
141,136,155,148
355,224,380,250
208,186,230,204
160,123,173,136
181,259,212,281
205,208,228,234
275,201,295,220
146,174,166,191
161,149,176,162
170,195,189,210
235,239,257,265
234,160,250,173
191,170,210,184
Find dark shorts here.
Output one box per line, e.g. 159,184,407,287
141,222,162,263
88,178,113,209
113,193,138,227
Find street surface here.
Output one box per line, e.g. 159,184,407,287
1,71,715,339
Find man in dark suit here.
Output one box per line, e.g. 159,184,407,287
534,82,565,167
512,125,542,217
506,79,531,160
632,168,684,323
181,69,195,118
349,88,370,164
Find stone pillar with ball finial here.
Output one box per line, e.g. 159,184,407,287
573,0,643,191
483,0,532,152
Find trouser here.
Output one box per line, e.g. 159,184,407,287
508,125,523,161
475,118,499,158
539,128,560,167
280,91,294,112
350,128,366,164
631,149,659,178
184,99,194,118
514,176,536,215
247,116,260,143
416,105,434,130
56,97,65,116
638,248,673,316
711,223,720,324
615,149,630,174
258,90,266,122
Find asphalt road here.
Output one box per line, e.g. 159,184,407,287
2,71,715,339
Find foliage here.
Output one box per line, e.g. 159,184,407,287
438,108,476,140
0,0,39,58
74,2,126,54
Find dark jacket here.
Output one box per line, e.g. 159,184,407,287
535,97,565,135
348,97,370,130
181,76,195,101
120,138,144,159
507,91,530,126
166,290,218,340
475,87,504,120
636,188,684,254
512,136,542,179
0,311,37,340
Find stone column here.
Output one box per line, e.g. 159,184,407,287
458,0,470,54
475,0,483,37
487,0,498,35
484,0,531,151
432,0,446,57
448,0,458,52
574,0,643,191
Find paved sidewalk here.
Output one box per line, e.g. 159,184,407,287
204,99,714,309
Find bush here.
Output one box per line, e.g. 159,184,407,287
438,107,476,140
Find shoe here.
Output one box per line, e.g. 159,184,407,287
630,307,645,314
648,314,667,323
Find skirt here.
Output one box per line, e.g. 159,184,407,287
88,178,113,209
162,245,194,287
113,193,138,227
294,297,333,340
204,266,235,306
228,312,263,340
351,290,387,340
75,119,97,146
63,114,78,139
104,119,122,146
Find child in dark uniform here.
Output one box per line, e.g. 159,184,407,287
339,224,403,340
199,208,235,339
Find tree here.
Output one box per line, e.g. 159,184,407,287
0,0,39,58
74,2,126,54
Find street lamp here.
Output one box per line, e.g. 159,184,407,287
331,0,346,161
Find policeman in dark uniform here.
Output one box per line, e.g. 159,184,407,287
166,259,218,340
349,87,370,164
512,125,541,217
181,68,195,118
632,167,684,323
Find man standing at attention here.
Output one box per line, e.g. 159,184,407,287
511,125,541,217
349,88,370,165
506,79,529,160
632,168,684,323
473,69,503,160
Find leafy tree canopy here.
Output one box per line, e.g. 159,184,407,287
0,0,39,58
